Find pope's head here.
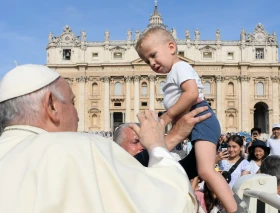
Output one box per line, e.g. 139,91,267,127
0,64,79,133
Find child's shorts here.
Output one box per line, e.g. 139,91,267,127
189,100,221,145
181,100,221,179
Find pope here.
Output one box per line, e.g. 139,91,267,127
0,64,210,213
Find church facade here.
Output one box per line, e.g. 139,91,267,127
46,3,280,134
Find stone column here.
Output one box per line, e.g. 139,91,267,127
238,78,242,131
215,75,224,131
149,75,156,110
271,76,279,124
101,76,111,131
134,75,140,121
241,75,250,132
125,76,132,122
76,76,88,132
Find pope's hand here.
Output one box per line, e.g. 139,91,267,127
129,110,167,151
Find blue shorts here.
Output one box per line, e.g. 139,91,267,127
189,100,221,145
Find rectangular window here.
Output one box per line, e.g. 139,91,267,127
227,52,234,60
203,52,212,59
92,53,99,60
63,49,71,60
178,51,184,56
141,102,148,107
255,48,264,59
114,103,121,107
114,52,122,59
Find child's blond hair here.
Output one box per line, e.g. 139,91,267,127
135,26,177,52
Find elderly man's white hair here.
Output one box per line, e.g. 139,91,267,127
113,123,140,145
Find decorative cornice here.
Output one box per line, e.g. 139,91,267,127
76,76,89,83
271,76,279,83
148,75,156,82
215,75,224,82
134,75,141,82
124,76,133,82
100,76,111,83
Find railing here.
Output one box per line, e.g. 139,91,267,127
233,174,279,213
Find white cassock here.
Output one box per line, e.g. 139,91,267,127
0,125,200,213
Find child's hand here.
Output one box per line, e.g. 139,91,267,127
160,113,172,127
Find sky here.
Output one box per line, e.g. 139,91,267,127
0,0,279,79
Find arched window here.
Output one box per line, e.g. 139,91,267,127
203,82,211,95
256,82,264,96
141,82,148,96
92,83,98,95
228,82,234,95
229,114,234,126
114,82,122,95
159,81,165,94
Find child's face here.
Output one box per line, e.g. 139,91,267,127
137,34,176,74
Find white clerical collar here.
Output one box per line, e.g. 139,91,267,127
3,125,47,135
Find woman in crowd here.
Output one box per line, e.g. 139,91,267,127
247,140,270,174
216,135,251,188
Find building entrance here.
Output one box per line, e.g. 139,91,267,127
254,102,269,133
113,112,124,132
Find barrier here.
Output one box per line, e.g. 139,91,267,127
233,174,279,213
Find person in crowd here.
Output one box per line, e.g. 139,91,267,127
260,155,280,196
217,134,228,152
135,26,236,213
246,127,262,153
217,135,251,188
247,140,270,174
113,123,145,156
114,123,182,161
0,64,209,213
267,124,280,155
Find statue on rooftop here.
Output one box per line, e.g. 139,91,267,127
81,30,86,42
48,32,53,43
135,29,140,40
185,29,190,40
216,29,220,40
105,30,110,41
194,28,200,41
127,29,132,41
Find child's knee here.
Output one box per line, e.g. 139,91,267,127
197,168,215,180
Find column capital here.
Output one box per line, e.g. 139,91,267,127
124,76,133,82
215,75,224,82
133,75,141,82
148,75,157,82
76,76,89,83
239,75,250,82
271,76,279,83
100,76,111,83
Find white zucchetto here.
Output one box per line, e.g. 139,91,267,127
0,64,60,102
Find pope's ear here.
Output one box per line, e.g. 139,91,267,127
44,92,59,122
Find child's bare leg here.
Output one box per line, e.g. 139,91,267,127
194,141,237,212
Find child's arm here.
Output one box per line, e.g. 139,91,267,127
161,79,198,126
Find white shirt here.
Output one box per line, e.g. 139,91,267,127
249,160,260,174
267,137,280,155
162,61,204,110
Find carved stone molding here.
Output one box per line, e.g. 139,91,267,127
76,76,89,83
271,76,279,83
134,75,141,82
100,76,111,83
240,75,250,82
215,75,224,82
124,76,133,82
224,76,238,81
148,75,156,82
141,76,148,81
